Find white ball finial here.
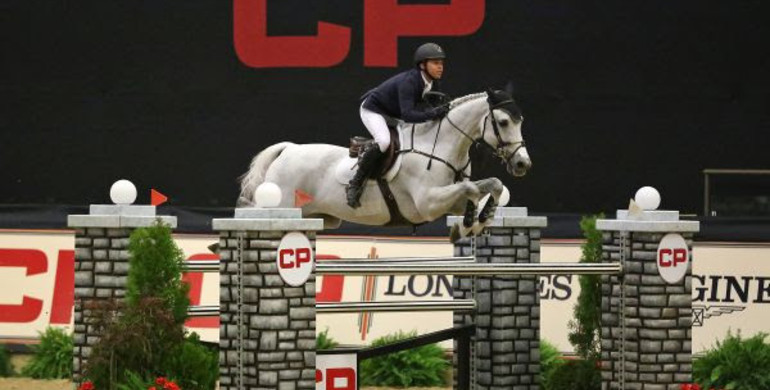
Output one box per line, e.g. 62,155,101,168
255,182,282,208
635,186,661,210
110,179,137,205
498,186,510,207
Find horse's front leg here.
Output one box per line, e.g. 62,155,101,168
463,200,476,228
418,181,483,242
418,181,483,221
474,177,504,223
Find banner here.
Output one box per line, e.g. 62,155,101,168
0,230,768,354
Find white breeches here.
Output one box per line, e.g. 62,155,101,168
360,103,390,152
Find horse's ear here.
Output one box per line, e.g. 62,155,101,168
485,87,495,102
505,80,515,96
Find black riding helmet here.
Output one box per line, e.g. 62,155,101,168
414,43,446,66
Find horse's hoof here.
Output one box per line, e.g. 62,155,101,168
449,224,461,243
463,217,475,228
471,222,485,236
477,195,495,224
479,208,494,224
463,200,476,228
463,208,476,228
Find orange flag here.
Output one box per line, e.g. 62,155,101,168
151,189,168,206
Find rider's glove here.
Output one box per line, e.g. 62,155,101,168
428,105,449,120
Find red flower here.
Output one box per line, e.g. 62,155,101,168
78,381,95,390
155,377,167,386
164,382,180,390
148,387,157,390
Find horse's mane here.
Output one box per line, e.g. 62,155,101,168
449,92,487,110
410,92,487,134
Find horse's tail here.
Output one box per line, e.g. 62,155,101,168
237,142,293,207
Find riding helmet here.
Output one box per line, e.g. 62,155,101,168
414,43,446,65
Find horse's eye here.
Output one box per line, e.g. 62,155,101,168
498,119,509,127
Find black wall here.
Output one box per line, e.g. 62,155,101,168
3,0,769,216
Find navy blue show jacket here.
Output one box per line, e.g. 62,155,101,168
362,68,441,123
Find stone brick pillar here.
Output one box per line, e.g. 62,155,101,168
449,207,548,390
68,205,176,382
598,210,699,390
213,208,323,390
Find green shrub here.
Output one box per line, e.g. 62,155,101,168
568,214,604,361
317,328,339,350
114,370,154,390
21,327,73,379
85,297,185,388
125,222,189,324
0,344,13,377
83,221,217,389
359,331,449,387
160,333,219,390
541,339,565,389
693,331,770,390
546,358,600,390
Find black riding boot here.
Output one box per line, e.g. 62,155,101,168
346,143,383,208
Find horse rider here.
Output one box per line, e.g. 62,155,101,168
347,42,450,208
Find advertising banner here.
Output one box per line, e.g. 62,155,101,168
0,230,768,354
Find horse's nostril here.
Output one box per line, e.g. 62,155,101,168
516,161,526,168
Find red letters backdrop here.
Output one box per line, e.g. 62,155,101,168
2,0,769,234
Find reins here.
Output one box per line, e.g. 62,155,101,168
397,96,524,182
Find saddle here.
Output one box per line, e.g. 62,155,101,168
348,124,411,227
348,124,401,178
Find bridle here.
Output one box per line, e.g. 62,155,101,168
483,99,526,166
400,94,525,182
444,98,525,167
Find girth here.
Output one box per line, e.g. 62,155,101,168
376,177,415,227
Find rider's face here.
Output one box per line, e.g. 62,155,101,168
422,59,444,80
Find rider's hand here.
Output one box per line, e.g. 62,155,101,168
428,105,449,119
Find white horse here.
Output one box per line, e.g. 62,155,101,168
238,89,531,235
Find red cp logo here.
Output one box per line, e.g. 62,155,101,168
656,234,689,284
277,232,314,286
279,247,311,269
658,248,687,268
